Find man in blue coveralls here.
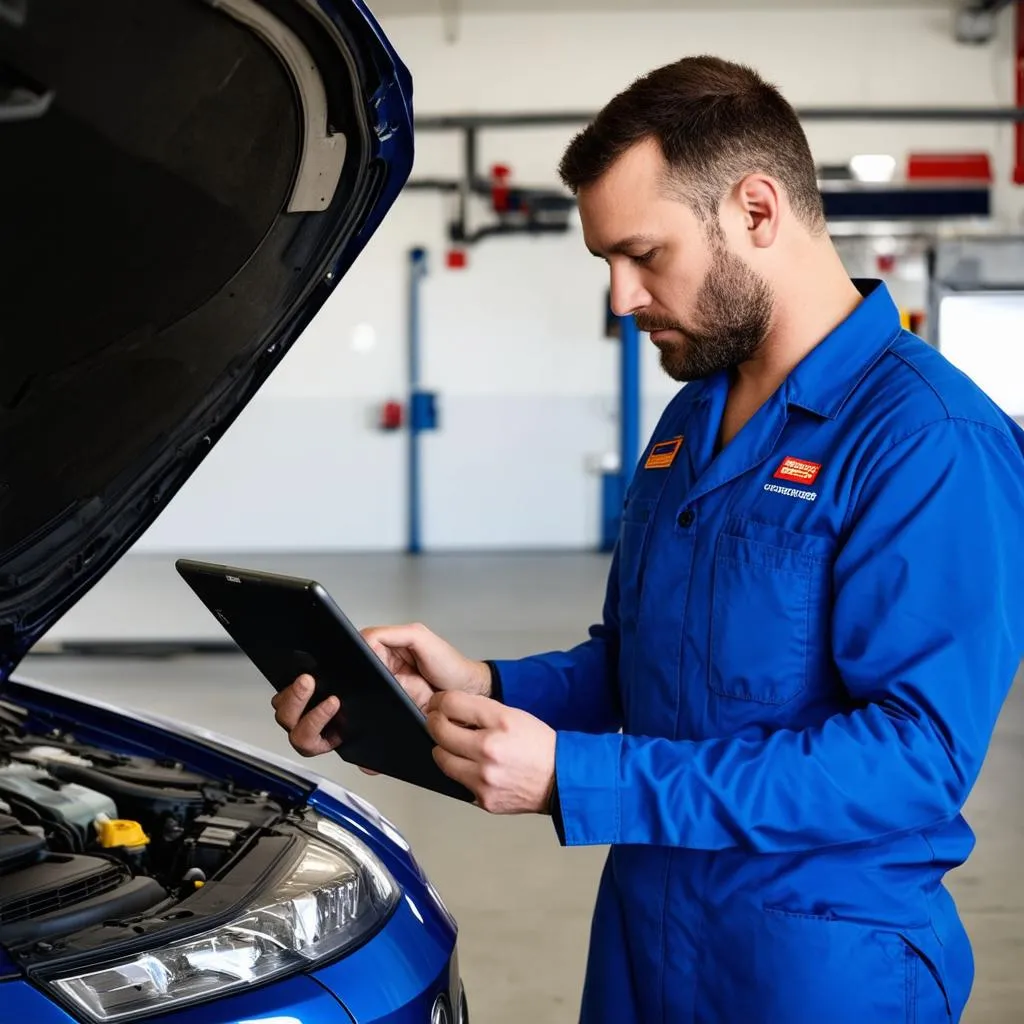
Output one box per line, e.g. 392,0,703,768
274,56,1024,1022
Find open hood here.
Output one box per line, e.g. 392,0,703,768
0,0,414,681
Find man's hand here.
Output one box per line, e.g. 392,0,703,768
361,623,492,711
425,691,556,815
271,623,491,759
271,674,344,758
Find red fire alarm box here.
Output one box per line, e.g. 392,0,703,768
379,400,404,431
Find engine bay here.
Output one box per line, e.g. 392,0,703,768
0,697,295,957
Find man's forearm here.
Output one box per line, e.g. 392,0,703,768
486,629,622,734
551,702,975,850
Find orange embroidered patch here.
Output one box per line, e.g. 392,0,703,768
644,436,684,470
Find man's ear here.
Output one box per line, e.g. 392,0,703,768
734,173,781,248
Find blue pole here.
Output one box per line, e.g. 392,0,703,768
619,312,641,494
408,247,428,554
600,311,642,552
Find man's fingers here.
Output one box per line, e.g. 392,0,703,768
294,732,343,757
401,675,437,712
362,623,431,653
288,695,341,755
427,690,503,730
364,636,410,674
272,674,316,728
365,638,392,668
426,708,487,760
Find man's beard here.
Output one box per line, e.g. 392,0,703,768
635,239,774,382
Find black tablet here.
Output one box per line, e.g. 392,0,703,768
174,559,475,803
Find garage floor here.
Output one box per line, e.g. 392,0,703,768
19,553,1024,1023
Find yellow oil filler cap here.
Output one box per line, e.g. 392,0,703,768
95,816,150,849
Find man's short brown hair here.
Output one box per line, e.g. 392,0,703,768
559,55,826,234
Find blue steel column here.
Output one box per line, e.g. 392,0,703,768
600,312,641,551
407,247,429,554
619,313,641,491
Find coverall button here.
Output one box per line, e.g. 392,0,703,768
678,508,695,528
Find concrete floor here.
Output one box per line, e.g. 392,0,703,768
18,553,1024,1023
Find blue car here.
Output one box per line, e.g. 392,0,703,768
0,2,466,1022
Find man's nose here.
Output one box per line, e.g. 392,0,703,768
609,266,651,318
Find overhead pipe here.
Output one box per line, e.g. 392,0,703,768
459,127,478,247
406,123,576,249
415,106,1024,132
452,221,570,245
409,65,1024,249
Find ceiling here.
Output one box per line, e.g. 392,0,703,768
370,0,950,13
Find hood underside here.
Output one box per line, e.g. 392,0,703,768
0,0,413,677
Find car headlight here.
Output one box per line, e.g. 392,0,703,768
50,817,397,1022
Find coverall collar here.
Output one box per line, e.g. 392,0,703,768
682,279,903,503
783,278,903,420
693,278,903,422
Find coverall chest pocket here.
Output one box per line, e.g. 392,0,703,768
617,496,657,630
709,518,832,705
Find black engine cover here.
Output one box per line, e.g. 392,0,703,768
0,813,46,872
0,852,166,946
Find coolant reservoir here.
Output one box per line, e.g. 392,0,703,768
95,816,149,850
0,763,117,837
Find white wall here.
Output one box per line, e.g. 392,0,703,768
134,4,1023,554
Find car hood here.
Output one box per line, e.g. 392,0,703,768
0,0,413,682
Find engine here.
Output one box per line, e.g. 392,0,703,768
0,704,286,948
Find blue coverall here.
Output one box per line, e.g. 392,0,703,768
491,280,1024,1023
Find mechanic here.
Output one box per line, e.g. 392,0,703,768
272,56,1024,1023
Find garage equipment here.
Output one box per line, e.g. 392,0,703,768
927,235,1024,423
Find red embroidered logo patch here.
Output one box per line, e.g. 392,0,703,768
645,436,684,470
773,456,822,486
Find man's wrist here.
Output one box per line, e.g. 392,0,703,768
548,765,566,843
482,660,504,702
471,659,495,698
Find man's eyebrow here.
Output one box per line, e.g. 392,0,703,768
588,235,659,258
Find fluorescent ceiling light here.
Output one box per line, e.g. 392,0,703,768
849,154,897,183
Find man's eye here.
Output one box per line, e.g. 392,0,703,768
632,250,658,265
